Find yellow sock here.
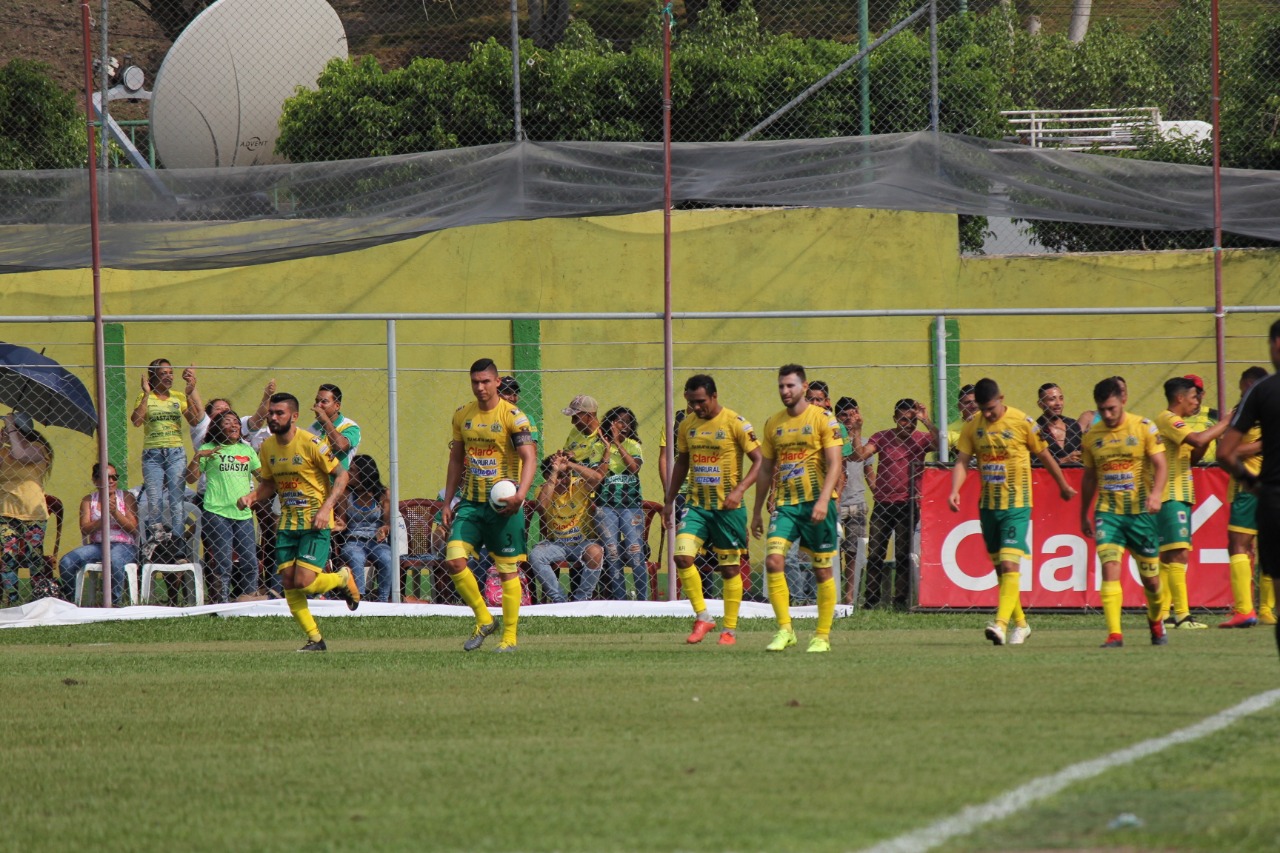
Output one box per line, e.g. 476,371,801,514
1157,564,1172,621
1229,553,1255,615
1166,562,1189,618
1143,583,1163,623
451,569,493,624
722,573,743,630
679,566,706,616
995,571,1020,629
815,577,836,639
1101,580,1123,636
285,589,321,642
500,575,520,646
300,571,343,596
1260,574,1276,616
768,571,791,630
1011,588,1027,628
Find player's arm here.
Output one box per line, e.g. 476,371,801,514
728,446,764,511
1217,427,1257,487
439,439,466,529
314,464,348,530
500,433,538,517
663,451,690,508
1035,447,1078,501
1145,449,1167,514
565,454,604,489
807,443,843,524
750,454,776,538
948,451,972,512
237,470,276,510
1078,465,1097,537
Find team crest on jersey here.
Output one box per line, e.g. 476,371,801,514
293,455,304,465
1126,436,1139,446
1002,430,1013,439
490,423,502,433
802,425,813,435
715,430,726,439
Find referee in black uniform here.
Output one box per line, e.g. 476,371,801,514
1219,318,1280,659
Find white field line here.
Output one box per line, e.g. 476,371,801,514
861,687,1280,853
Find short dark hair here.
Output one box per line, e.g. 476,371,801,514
91,461,117,482
146,358,171,385
1093,377,1123,405
808,381,830,398
204,397,230,417
778,363,806,382
470,358,498,376
685,374,717,396
1242,366,1269,383
1037,382,1060,399
270,392,299,412
1164,376,1196,402
894,398,917,413
1270,318,1280,342
835,396,859,413
973,378,1000,405
317,383,342,403
958,383,976,400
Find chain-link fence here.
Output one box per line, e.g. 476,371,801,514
1,310,1266,611
4,0,1280,255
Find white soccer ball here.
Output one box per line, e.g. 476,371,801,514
489,479,518,510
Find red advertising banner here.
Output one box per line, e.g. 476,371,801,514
917,466,1233,609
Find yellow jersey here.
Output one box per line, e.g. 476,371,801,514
956,405,1045,510
451,399,533,504
1227,424,1263,502
258,428,339,531
540,476,594,543
562,427,605,465
134,390,189,449
676,407,759,510
1155,410,1196,504
1082,413,1164,516
1184,409,1217,463
760,405,842,507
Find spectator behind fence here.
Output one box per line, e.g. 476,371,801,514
131,359,203,539
1035,382,1083,464
561,394,606,464
850,397,938,609
1181,373,1221,464
594,405,648,600
529,452,604,603
946,383,978,457
835,396,874,606
188,382,274,489
339,455,395,602
498,376,541,445
58,462,138,606
311,383,361,471
187,410,261,603
1,411,54,601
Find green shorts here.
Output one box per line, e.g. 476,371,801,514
766,500,839,568
1229,492,1257,535
1157,500,1192,552
676,505,747,566
276,528,331,573
446,499,527,566
978,506,1030,565
1094,511,1159,565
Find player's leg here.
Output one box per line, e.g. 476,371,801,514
675,507,714,641
277,531,335,650
485,508,528,651
711,507,749,646
799,499,839,653
1131,514,1167,645
1158,501,1199,627
763,505,798,651
1095,513,1126,647
446,501,497,649
1223,494,1260,627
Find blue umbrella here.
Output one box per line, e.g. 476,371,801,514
0,343,98,436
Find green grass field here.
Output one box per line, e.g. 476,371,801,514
4,611,1278,852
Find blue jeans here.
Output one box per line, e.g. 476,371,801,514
595,505,648,600
202,511,258,602
59,542,138,605
341,538,394,602
141,447,187,535
528,539,601,603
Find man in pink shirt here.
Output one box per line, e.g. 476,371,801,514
850,398,939,608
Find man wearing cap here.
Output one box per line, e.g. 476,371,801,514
562,395,606,466
499,376,540,446
1181,374,1220,464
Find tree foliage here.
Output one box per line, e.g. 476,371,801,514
0,60,88,171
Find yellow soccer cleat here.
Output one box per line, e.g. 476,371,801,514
806,636,831,654
765,628,797,652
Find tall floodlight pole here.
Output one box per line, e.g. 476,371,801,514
661,3,677,601
83,4,113,606
1210,0,1226,416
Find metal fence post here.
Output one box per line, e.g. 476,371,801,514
386,319,401,603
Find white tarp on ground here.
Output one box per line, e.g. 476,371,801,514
0,596,852,629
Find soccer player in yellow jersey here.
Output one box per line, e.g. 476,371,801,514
1153,376,1233,629
948,379,1076,646
238,393,358,652
750,365,844,653
663,374,762,646
441,358,538,652
1221,367,1272,628
1079,377,1168,648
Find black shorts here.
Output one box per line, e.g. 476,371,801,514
1257,486,1280,579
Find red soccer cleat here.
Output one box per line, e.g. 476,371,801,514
1149,619,1168,646
686,618,715,644
1219,611,1259,629
1100,633,1124,649
717,630,736,646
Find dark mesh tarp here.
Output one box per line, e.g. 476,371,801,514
2,132,1278,272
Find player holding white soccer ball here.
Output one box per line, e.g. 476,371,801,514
439,359,537,652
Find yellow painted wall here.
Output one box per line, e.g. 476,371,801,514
4,207,1277,534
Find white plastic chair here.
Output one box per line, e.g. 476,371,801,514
77,562,140,607
139,501,205,606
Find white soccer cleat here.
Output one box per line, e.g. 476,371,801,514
984,622,1006,646
1008,624,1031,645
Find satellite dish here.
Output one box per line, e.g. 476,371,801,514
149,0,347,168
